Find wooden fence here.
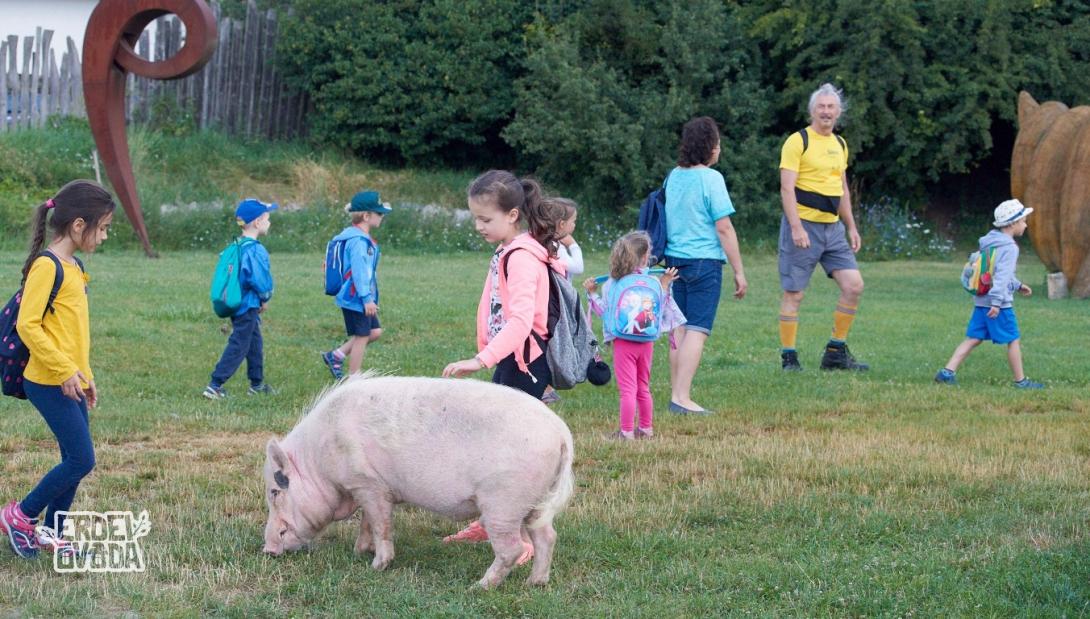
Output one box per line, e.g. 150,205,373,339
0,0,308,139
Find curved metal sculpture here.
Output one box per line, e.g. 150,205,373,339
83,0,217,256
1012,91,1090,298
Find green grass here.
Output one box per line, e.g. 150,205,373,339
0,248,1087,616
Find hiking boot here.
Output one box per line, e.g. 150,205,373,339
202,385,227,400
248,383,277,395
934,368,957,385
820,342,869,371
36,525,87,560
321,351,344,380
1,500,39,559
781,350,802,371
1014,377,1044,390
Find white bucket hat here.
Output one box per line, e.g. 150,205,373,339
993,199,1033,228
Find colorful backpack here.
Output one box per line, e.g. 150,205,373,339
210,237,255,318
961,246,997,296
604,273,663,342
1,252,81,399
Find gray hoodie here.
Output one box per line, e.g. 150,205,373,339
975,229,1022,309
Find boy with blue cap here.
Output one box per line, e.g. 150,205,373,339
935,199,1043,389
203,198,277,399
321,191,390,379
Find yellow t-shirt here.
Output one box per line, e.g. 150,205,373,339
16,255,93,387
779,128,849,223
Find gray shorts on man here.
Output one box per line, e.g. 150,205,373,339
777,217,858,292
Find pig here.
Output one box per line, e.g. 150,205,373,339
261,374,575,588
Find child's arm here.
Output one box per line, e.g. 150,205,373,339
241,244,274,303
15,259,82,385
348,238,377,306
561,240,584,277
583,277,605,317
476,251,539,368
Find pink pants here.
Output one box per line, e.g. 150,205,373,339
613,338,653,432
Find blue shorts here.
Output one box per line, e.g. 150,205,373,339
343,308,380,337
965,306,1020,344
664,256,723,334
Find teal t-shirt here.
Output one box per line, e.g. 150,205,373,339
663,166,735,261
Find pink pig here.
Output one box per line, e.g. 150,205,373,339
262,374,575,588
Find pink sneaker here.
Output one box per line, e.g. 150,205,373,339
1,500,39,558
36,525,85,560
442,520,489,543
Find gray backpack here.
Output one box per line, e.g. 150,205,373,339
502,250,600,389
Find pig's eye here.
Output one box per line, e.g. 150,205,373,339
270,489,280,497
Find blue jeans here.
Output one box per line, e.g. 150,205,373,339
211,309,264,388
664,256,724,334
21,379,95,534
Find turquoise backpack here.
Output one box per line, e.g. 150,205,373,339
210,237,255,318
603,273,663,342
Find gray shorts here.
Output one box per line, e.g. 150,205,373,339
778,216,858,292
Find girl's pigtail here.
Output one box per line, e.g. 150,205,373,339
521,179,563,258
21,202,51,282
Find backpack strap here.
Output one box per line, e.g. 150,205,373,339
36,250,71,316
798,128,846,153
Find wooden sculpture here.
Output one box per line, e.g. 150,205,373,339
83,0,217,256
1011,91,1090,298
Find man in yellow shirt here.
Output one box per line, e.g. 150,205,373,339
778,83,868,372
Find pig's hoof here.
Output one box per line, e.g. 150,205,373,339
527,574,550,586
371,556,392,571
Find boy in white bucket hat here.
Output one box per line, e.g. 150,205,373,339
935,199,1043,388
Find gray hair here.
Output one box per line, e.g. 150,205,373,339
807,83,846,116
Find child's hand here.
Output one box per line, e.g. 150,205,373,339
582,278,598,294
559,234,575,248
659,267,679,288
259,302,268,314
987,306,1000,319
443,357,484,378
365,302,379,317
1019,284,1032,297
61,370,88,403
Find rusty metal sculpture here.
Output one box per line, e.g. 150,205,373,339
83,0,217,256
1011,91,1090,298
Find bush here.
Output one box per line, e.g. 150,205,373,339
278,0,532,167
504,0,780,222
856,198,954,261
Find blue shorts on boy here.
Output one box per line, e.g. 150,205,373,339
343,308,380,337
965,306,1020,344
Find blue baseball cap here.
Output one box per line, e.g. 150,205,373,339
235,198,279,224
347,191,392,214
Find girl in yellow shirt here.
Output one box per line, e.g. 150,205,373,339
1,180,115,560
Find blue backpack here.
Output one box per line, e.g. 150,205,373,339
210,237,255,318
603,273,663,342
637,175,669,265
324,236,376,297
1,252,82,399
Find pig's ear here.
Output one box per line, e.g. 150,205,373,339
267,439,290,472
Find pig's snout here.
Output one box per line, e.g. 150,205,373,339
263,543,283,556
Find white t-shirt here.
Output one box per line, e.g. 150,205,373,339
557,241,583,282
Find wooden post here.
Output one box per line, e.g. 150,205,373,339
0,41,7,133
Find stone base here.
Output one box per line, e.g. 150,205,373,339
1047,272,1068,300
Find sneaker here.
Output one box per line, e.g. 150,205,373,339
781,350,802,371
540,390,561,404
820,342,870,371
321,351,344,380
1,500,39,558
248,383,277,395
35,525,86,560
934,368,957,385
202,385,227,400
442,520,489,544
607,430,636,441
635,427,654,440
1014,378,1044,389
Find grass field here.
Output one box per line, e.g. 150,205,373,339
0,247,1087,616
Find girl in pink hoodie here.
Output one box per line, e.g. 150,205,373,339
441,169,568,557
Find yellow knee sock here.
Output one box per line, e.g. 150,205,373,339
831,304,858,342
779,312,799,350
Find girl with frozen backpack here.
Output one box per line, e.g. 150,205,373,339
584,231,684,440
0,180,115,560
